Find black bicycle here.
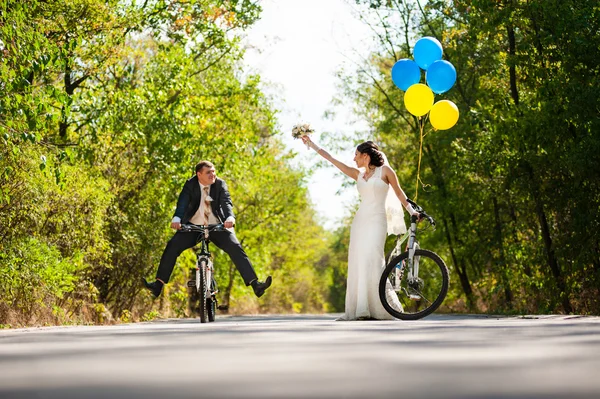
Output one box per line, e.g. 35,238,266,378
179,223,224,323
378,199,449,320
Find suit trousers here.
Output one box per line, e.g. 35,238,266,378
155,230,258,286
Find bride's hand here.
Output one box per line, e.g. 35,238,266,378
301,135,321,152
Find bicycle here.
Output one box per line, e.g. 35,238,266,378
179,223,224,323
379,199,449,320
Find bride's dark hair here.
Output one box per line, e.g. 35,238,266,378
356,141,384,167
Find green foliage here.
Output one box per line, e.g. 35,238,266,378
0,237,80,310
333,0,600,314
141,310,160,322
1,0,334,326
326,218,354,312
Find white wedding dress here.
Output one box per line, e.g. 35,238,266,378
341,166,404,320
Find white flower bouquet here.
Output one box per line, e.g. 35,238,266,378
291,123,314,139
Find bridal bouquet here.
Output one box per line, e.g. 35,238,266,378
291,123,314,139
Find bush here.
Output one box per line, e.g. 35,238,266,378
0,237,83,325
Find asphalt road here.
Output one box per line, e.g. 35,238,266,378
1,314,600,399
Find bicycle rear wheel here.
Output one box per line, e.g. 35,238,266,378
207,298,216,322
379,249,449,320
207,279,216,322
198,260,208,323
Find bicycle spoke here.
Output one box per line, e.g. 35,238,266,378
415,292,432,305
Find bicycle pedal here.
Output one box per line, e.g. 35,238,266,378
217,305,229,311
186,281,196,288
409,294,422,301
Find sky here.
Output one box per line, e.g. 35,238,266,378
242,0,376,230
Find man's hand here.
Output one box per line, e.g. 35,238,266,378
171,222,181,230
224,220,234,229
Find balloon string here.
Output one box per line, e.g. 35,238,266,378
415,116,425,201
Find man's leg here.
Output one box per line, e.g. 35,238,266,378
156,231,198,283
144,232,198,297
210,230,272,296
209,230,258,285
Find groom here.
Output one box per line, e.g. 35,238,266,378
143,160,272,298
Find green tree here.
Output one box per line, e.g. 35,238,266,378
1,0,334,326
341,0,600,314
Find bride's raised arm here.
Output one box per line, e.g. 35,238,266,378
301,135,360,181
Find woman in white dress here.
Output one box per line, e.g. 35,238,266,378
301,136,419,320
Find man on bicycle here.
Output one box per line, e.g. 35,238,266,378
143,160,272,298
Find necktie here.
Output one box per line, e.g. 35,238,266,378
203,186,211,225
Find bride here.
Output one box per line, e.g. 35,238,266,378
302,136,419,320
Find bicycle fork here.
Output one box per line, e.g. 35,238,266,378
405,218,422,300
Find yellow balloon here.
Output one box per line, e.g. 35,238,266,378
404,83,434,117
429,100,459,130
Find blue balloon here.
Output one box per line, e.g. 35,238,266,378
426,60,457,94
391,59,421,91
413,37,443,70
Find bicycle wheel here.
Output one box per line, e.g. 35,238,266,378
198,260,208,323
207,279,216,322
379,249,449,320
207,298,216,322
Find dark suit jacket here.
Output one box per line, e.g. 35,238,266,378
173,176,234,224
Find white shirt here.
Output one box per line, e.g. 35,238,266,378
172,182,235,225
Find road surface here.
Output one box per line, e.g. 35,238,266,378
1,314,600,398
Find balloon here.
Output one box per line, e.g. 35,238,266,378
413,37,443,70
391,59,421,91
429,100,459,130
404,84,434,117
426,60,457,94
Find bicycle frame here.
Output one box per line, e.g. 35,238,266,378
180,224,223,308
388,214,422,298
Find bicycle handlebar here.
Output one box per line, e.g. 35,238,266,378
407,199,436,228
179,223,225,233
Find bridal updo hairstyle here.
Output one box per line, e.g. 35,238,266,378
356,141,384,167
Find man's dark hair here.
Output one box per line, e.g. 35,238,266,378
195,160,214,173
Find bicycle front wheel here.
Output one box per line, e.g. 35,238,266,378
379,249,449,320
198,260,208,323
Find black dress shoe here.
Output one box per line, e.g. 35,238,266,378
142,278,163,298
252,276,272,298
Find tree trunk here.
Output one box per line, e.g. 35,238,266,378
442,218,475,309
423,144,475,309
59,48,72,139
59,41,88,139
594,241,600,274
506,19,519,106
492,197,513,308
59,106,68,139
524,162,572,313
